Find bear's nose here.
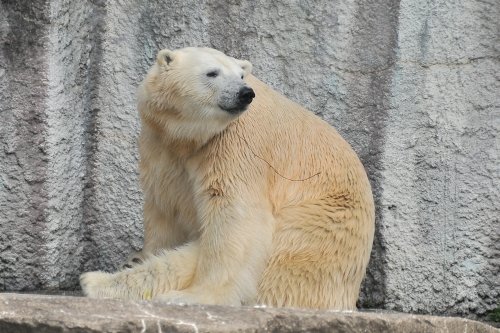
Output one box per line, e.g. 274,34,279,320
238,86,255,105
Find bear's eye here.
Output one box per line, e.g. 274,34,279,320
241,74,244,79
206,70,219,78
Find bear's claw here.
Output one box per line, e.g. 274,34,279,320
121,250,147,269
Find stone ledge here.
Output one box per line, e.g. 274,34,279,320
0,293,497,333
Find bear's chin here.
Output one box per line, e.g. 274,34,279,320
218,105,249,115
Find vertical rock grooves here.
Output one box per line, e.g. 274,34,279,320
349,0,402,309
79,0,107,276
0,0,51,291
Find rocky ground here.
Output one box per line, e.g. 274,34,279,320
0,293,497,333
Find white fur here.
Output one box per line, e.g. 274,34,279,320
80,47,375,310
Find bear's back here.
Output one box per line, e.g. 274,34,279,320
233,75,372,208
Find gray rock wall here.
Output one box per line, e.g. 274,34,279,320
0,0,498,319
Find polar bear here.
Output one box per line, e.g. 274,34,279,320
80,47,375,310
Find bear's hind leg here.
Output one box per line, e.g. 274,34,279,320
257,206,374,310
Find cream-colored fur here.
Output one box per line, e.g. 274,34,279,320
80,47,375,310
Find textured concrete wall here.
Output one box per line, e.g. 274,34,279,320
0,0,498,319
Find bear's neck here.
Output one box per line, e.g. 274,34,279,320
140,111,229,158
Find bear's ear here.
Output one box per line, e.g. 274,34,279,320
157,49,175,67
236,59,253,77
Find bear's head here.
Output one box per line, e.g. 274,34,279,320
143,47,254,121
139,47,255,145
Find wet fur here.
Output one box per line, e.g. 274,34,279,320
80,48,375,310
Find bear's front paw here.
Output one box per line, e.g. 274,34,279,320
80,271,114,298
